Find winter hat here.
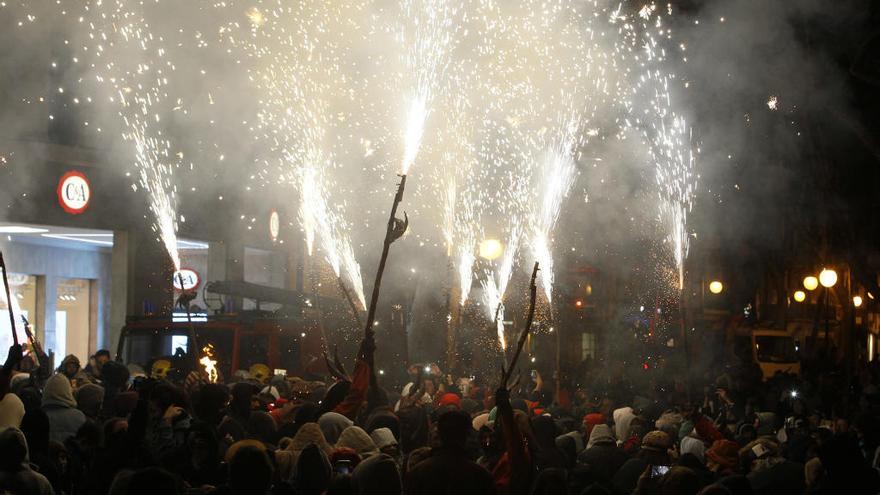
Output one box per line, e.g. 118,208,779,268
641,430,673,452
9,373,29,391
706,439,739,468
42,374,77,408
75,383,105,418
678,419,695,440
472,412,490,431
556,430,585,453
612,406,635,441
438,393,462,410
319,412,354,444
582,413,605,436
293,443,332,491
655,410,684,430
0,393,25,429
261,385,281,401
587,424,616,449
289,422,333,454
487,407,498,424
351,453,402,495
224,439,266,463
370,427,398,450
337,426,379,458
680,435,706,464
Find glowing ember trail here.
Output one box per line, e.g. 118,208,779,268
85,0,183,269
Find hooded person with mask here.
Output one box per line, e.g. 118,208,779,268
337,425,380,459
57,355,90,388
0,427,55,495
292,443,332,495
577,423,628,485
352,453,403,495
42,374,86,443
319,412,354,445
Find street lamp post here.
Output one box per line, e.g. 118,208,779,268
819,268,838,350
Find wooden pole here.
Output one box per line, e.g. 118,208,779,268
338,277,364,328
501,262,539,387
364,174,408,337
0,251,19,346
179,272,199,372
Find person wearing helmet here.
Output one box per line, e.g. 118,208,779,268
151,359,173,380
249,364,270,384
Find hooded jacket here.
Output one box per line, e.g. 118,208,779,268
319,412,354,444
612,406,635,442
42,374,86,443
0,392,25,429
275,422,334,481
337,425,379,458
353,453,402,495
578,424,627,483
0,427,55,495
58,355,91,386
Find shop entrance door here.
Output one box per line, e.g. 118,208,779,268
55,278,93,362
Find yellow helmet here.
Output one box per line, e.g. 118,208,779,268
151,359,172,380
249,363,270,383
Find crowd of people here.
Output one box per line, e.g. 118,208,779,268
1,330,879,495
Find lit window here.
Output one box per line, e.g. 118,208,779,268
581,332,597,360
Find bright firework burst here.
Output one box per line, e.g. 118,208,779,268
84,0,183,269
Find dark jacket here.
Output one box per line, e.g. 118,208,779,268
0,427,55,495
41,374,86,443
404,446,496,495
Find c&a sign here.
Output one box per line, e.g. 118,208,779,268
57,170,91,215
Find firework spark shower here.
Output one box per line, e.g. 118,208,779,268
12,0,700,348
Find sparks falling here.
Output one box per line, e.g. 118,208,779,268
85,0,183,269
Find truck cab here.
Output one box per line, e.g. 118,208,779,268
116,311,320,379
751,329,801,380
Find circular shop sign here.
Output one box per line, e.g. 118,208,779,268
172,268,201,291
269,209,280,242
57,170,91,215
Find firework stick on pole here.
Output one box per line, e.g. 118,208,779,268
179,272,200,372
364,174,408,337
0,251,19,346
338,277,364,328
501,262,539,388
679,286,692,403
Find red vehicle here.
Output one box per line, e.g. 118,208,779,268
116,311,324,379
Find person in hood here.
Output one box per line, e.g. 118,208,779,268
274,422,333,481
226,441,274,495
74,383,104,421
292,443,332,495
0,426,55,495
0,391,25,429
57,355,90,389
337,425,379,459
612,430,673,495
352,453,402,495
41,374,86,443
577,423,628,485
320,411,354,445
404,410,495,495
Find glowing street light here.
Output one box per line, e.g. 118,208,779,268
709,281,723,294
479,239,503,260
803,276,819,291
793,290,806,303
853,295,863,308
819,268,837,288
